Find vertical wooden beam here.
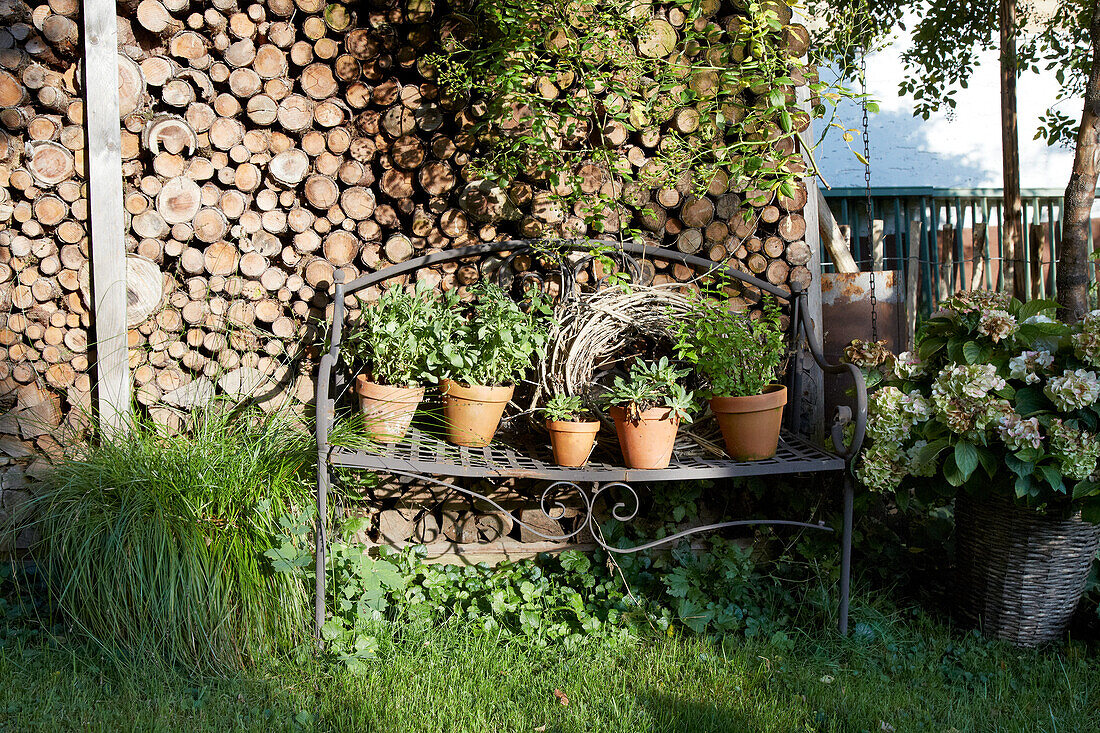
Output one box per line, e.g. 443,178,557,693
871,219,884,272
83,0,130,433
906,220,922,350
796,72,824,440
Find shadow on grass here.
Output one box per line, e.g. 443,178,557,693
627,691,791,733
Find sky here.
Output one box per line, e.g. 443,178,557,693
813,37,1075,191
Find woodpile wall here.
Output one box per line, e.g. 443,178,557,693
0,0,816,540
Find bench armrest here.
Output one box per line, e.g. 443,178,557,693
797,299,867,461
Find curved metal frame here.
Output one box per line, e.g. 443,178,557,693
314,239,867,638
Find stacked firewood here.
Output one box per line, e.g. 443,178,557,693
0,0,92,461
0,0,814,458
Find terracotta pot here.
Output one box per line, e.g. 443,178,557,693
710,384,787,460
609,405,680,470
439,379,514,447
354,376,424,444
546,419,600,467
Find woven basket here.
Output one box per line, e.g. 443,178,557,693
955,492,1100,647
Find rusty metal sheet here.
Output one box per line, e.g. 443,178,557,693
821,271,908,421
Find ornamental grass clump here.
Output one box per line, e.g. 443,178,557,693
849,292,1100,520
8,404,316,673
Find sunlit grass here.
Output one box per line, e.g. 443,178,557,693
1,601,1098,732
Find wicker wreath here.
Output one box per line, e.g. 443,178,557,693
537,284,694,398
525,283,733,455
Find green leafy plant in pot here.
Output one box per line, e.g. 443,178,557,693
673,295,787,460
542,394,600,467
345,283,443,443
603,358,694,470
428,282,551,447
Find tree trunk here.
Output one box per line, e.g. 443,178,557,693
1057,0,1100,323
1000,0,1025,299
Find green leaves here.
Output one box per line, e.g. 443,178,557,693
953,442,979,483
1017,298,1058,322
1037,465,1066,495
320,620,343,642
961,340,986,365
1014,386,1048,417
428,0,834,234
918,336,945,362
542,395,589,423
264,542,313,574
348,284,449,387
430,282,550,386
672,292,785,398
915,438,950,467
603,356,696,420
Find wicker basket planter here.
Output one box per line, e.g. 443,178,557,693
955,492,1100,647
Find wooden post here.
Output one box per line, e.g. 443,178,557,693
815,186,859,273
871,219,884,272
797,78,825,439
907,220,922,349
83,0,131,434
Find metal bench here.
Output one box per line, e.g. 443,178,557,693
314,239,867,635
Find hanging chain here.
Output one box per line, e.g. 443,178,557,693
860,48,878,343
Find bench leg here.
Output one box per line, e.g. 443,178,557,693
315,457,329,643
838,473,853,635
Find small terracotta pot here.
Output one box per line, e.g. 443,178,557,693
710,384,787,460
609,405,680,470
354,376,424,444
439,379,514,447
546,419,600,467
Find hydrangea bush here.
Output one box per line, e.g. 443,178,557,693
849,291,1100,521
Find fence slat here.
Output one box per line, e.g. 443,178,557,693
907,219,922,348
822,189,1078,311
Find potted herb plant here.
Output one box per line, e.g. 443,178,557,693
343,284,443,443
603,357,694,470
853,292,1100,646
429,282,550,447
542,394,600,467
673,295,787,460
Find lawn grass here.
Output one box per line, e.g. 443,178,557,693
1,601,1097,732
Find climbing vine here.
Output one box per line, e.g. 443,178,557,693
427,0,862,242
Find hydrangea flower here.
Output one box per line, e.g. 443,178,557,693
866,387,931,442
900,390,932,421
892,351,926,380
941,291,1011,316
1050,420,1100,481
997,414,1043,451
843,339,891,369
977,309,1017,342
1008,350,1053,385
855,443,908,493
1073,310,1100,367
906,440,937,478
1023,314,1056,325
931,363,1007,434
1044,369,1100,412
